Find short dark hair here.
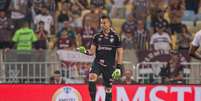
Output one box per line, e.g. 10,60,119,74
100,15,112,25
100,15,110,20
39,21,45,24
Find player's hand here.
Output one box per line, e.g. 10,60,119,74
112,64,123,80
77,46,86,54
112,68,121,80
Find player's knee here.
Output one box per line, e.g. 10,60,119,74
88,73,98,82
105,87,112,93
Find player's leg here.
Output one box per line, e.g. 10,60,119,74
102,67,114,101
88,63,101,101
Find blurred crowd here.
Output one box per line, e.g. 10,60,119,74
0,0,200,51
0,0,201,84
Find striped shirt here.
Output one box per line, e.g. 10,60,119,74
150,32,171,50
133,29,150,50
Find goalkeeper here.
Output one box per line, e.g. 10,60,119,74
78,15,123,101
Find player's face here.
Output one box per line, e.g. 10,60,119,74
100,18,111,31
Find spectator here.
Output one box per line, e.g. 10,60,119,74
121,14,138,65
90,0,105,8
82,8,101,31
48,35,57,49
50,70,66,84
79,23,96,49
159,52,184,84
110,0,128,18
168,0,185,34
132,0,150,21
12,20,37,51
32,0,45,15
77,0,89,9
47,0,57,13
121,14,136,34
169,0,185,26
57,30,76,50
177,24,193,55
56,21,76,40
9,0,31,29
120,69,136,84
104,0,113,15
12,20,37,62
0,10,15,50
56,0,71,13
34,5,54,37
69,2,83,28
57,7,72,31
122,31,134,49
133,20,150,50
151,9,169,33
150,25,172,50
35,21,48,50
0,0,10,11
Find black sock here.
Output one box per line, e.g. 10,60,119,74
105,93,112,101
88,81,96,101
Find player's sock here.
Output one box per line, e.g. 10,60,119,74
105,92,112,101
88,81,96,101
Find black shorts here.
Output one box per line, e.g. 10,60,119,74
90,63,115,88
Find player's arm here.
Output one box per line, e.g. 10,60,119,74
77,44,96,56
189,33,201,60
112,35,124,80
117,47,123,64
87,44,96,56
112,48,123,80
189,45,201,60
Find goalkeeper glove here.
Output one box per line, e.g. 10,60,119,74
77,46,87,54
112,64,123,80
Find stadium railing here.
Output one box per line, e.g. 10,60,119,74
136,62,201,84
0,62,86,84
1,49,201,84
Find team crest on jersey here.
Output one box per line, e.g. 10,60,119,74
110,38,114,43
98,38,102,41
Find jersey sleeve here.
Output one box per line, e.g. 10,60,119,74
116,34,122,48
92,34,98,46
31,30,38,42
12,30,19,42
192,32,201,47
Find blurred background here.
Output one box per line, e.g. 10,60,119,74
0,0,201,85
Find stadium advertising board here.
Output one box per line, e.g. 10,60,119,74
0,84,200,101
